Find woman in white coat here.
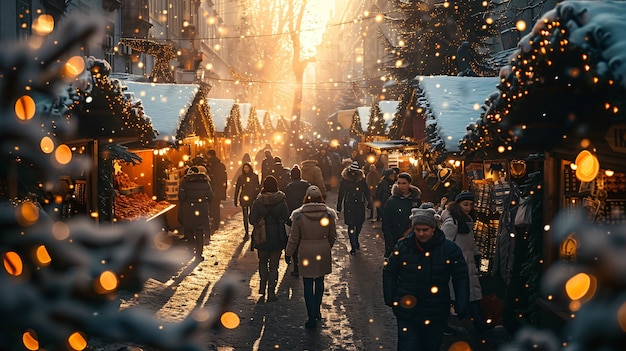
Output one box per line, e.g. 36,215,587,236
440,190,491,334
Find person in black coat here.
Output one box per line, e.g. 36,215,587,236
234,162,260,241
207,149,227,231
337,161,370,255
249,176,290,302
272,156,291,191
261,149,274,182
284,165,311,276
382,172,422,257
383,205,470,351
178,166,214,261
374,168,397,222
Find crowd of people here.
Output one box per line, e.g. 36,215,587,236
176,142,493,349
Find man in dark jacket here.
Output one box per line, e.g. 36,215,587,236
284,165,310,276
374,168,397,222
207,149,227,231
178,166,214,261
249,176,290,302
261,149,274,182
383,205,469,351
272,156,291,191
382,172,422,257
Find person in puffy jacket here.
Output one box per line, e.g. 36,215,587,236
285,185,337,329
178,166,214,261
337,161,370,255
382,172,422,257
300,158,327,199
383,204,469,351
234,162,260,241
249,176,290,302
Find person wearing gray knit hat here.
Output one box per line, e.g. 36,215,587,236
409,204,438,228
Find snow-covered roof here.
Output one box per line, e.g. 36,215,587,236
416,75,499,151
118,81,199,139
207,98,235,132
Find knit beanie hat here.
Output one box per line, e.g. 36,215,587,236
455,190,475,203
291,165,301,180
274,156,282,165
262,175,278,193
409,203,437,228
305,185,322,200
349,161,360,172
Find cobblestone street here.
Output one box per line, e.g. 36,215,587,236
89,190,510,351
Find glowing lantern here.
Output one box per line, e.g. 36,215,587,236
35,245,52,266
22,330,39,350
220,311,241,329
32,14,54,36
4,251,23,276
40,136,55,153
565,272,596,301
574,150,600,182
55,144,72,165
64,56,85,78
15,95,36,121
67,332,87,351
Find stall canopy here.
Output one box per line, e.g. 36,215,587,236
415,75,499,152
119,80,200,142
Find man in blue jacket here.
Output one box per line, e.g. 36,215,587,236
383,204,470,351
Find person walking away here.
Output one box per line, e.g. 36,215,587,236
313,146,333,192
300,158,327,199
365,164,380,221
337,161,370,255
249,176,290,302
178,166,214,262
272,156,290,191
382,172,422,257
440,190,492,334
285,185,337,329
207,149,227,231
285,165,311,277
383,204,470,351
234,162,260,241
374,168,397,223
261,149,274,182
327,145,343,190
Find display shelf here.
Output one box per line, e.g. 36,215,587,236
146,204,176,222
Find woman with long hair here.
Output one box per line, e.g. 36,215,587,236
285,185,337,329
234,162,260,240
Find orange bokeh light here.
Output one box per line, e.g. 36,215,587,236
15,95,36,121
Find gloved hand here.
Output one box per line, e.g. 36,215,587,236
285,256,292,265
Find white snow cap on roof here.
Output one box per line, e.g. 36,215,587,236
416,75,499,152
355,101,399,132
119,81,199,139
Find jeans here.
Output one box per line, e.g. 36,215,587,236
395,316,445,351
257,249,281,294
303,276,324,320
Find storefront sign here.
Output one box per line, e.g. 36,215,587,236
605,124,626,153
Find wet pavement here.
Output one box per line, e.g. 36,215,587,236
88,190,511,351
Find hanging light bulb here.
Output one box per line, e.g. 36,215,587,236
575,150,600,182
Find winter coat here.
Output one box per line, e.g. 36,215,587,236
285,179,311,214
272,164,291,191
234,171,260,207
300,160,327,198
261,155,274,182
440,205,482,302
382,183,422,254
249,191,290,251
313,152,333,183
374,169,396,209
177,173,214,231
286,203,337,278
365,165,380,202
383,229,470,323
337,168,370,226
207,157,227,201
